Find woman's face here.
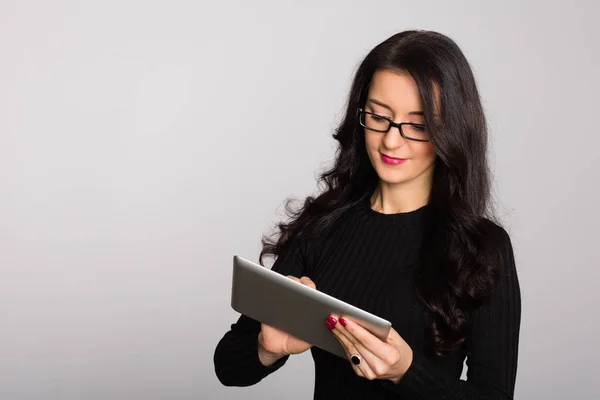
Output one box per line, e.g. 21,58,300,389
363,69,437,189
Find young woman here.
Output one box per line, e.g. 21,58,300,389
214,30,521,399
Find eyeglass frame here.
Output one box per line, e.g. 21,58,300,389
357,108,431,142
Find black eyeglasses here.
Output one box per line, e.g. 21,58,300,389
358,108,431,142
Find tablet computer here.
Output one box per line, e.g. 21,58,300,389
231,255,392,359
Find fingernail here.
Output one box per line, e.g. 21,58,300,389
327,316,337,326
339,317,347,327
325,321,334,331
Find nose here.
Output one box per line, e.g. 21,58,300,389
382,125,407,150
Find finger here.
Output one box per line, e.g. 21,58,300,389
337,317,396,363
299,276,316,289
335,322,388,377
333,321,383,373
386,327,403,342
333,336,365,378
287,275,316,290
329,321,377,380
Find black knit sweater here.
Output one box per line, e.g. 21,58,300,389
214,198,521,399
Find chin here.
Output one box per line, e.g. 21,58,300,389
374,169,413,185
379,178,413,186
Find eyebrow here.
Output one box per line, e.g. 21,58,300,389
367,98,424,116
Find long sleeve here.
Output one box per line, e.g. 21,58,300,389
382,227,522,399
213,239,308,387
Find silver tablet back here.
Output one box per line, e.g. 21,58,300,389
231,255,391,359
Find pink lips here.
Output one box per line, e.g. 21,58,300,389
380,153,407,165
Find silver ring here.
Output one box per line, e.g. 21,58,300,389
350,353,361,366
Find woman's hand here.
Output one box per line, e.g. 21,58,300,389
325,315,413,384
258,276,317,366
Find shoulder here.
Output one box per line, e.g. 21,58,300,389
478,218,514,259
469,219,521,320
479,217,511,243
478,217,520,293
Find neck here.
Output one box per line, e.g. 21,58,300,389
370,179,431,214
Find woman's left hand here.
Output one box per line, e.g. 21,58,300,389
325,315,413,384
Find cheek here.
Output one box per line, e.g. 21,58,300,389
414,143,436,163
364,131,381,152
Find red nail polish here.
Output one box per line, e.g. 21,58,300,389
339,317,347,327
328,316,337,326
325,321,334,331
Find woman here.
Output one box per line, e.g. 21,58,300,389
213,30,521,399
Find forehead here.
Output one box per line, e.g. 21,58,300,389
367,69,423,111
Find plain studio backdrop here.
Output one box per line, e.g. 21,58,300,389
1,1,598,399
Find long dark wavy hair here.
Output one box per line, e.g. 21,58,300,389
259,30,504,357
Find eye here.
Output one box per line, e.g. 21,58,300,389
412,124,426,132
370,114,390,122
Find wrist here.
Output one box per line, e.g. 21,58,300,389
388,344,414,384
257,332,286,367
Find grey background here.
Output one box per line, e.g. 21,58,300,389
1,1,598,399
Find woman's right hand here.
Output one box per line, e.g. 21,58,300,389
258,276,316,366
